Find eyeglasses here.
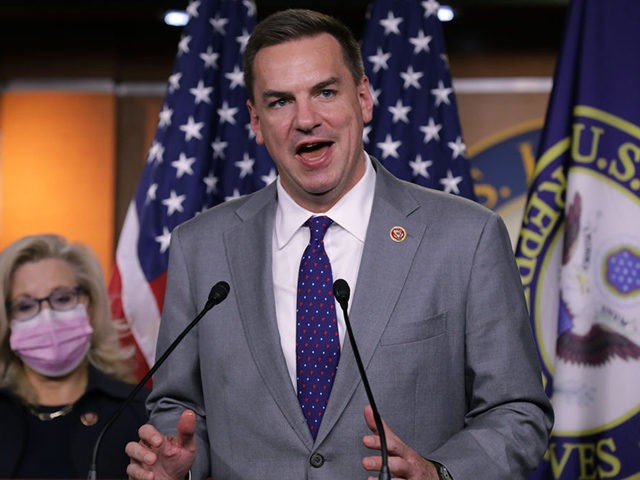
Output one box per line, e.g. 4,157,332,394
6,286,84,321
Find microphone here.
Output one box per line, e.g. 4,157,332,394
87,281,230,480
333,279,390,480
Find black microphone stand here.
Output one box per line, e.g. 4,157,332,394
333,279,391,480
87,281,230,480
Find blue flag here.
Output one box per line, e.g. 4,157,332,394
515,1,640,478
361,0,475,200
110,0,273,376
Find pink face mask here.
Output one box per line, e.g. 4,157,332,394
9,304,93,377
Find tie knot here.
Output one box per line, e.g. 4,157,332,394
305,216,333,244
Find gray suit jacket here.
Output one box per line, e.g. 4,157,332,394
147,158,553,480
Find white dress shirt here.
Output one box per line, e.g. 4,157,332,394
272,155,376,387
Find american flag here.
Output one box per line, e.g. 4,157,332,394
111,0,475,380
109,0,273,378
361,0,476,199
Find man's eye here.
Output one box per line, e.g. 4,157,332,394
269,99,289,108
320,89,335,98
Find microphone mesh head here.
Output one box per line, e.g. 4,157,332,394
208,281,230,306
333,279,350,304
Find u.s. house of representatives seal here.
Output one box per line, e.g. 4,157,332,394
517,106,640,479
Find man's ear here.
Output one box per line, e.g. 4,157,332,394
246,100,264,145
358,75,374,124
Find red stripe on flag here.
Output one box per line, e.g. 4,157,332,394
109,264,151,384
148,272,167,315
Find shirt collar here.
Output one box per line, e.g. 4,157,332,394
275,153,376,249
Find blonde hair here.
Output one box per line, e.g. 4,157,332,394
0,234,135,402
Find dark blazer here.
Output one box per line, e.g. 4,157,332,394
148,158,553,480
0,366,149,479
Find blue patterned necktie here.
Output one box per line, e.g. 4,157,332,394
296,216,341,439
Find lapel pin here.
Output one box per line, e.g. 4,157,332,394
80,411,98,426
389,226,407,242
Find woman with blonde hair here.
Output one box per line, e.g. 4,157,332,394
0,234,148,479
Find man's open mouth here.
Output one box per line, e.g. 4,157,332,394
296,142,333,161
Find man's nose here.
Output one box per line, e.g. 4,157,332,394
294,99,321,132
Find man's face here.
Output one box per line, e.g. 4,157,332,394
247,33,373,212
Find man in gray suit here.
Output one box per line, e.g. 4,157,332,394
126,9,553,480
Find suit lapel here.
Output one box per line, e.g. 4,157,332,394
224,186,314,448
316,164,427,443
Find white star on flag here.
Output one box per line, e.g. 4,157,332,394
409,30,432,54
400,65,424,89
370,86,382,106
211,137,228,159
168,72,182,93
154,227,172,254
161,190,186,216
189,80,213,104
388,99,412,124
409,155,433,178
377,134,402,159
171,152,196,178
217,101,238,125
362,125,372,144
225,65,245,89
379,11,403,35
431,80,453,106
203,173,218,194
146,183,158,202
439,170,463,194
447,136,467,159
419,118,442,143
178,35,191,56
422,0,441,18
179,115,205,141
209,14,228,34
199,46,220,69
186,1,200,19
147,141,164,164
235,153,255,178
236,29,251,53
245,122,256,139
261,168,278,185
242,0,256,17
158,106,173,128
368,48,391,73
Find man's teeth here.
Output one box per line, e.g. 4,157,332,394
300,143,321,152
299,142,329,153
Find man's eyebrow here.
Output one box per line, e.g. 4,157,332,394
261,89,291,101
313,77,340,92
